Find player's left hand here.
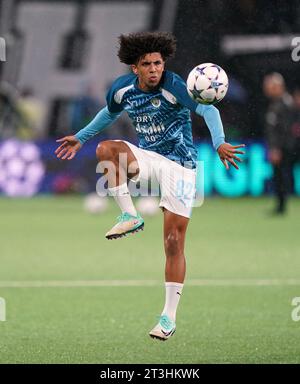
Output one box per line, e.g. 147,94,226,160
217,143,245,170
55,135,82,160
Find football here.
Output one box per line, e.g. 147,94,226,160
83,192,108,214
136,197,159,216
187,63,229,105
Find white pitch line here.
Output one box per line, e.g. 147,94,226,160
0,278,299,288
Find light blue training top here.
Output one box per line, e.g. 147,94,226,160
75,70,225,168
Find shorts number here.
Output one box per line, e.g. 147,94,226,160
175,180,194,206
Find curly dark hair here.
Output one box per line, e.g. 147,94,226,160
117,31,177,65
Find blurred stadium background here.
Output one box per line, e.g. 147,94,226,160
0,0,300,363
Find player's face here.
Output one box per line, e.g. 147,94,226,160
132,52,165,92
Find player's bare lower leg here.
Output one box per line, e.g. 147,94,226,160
96,140,144,239
149,209,189,341
163,208,189,283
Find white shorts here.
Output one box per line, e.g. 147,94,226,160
119,140,197,218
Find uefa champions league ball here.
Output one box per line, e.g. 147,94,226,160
187,63,229,105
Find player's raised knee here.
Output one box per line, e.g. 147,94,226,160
96,140,117,161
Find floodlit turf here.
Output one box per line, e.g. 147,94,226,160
0,196,300,363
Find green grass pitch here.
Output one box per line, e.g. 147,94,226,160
0,196,300,363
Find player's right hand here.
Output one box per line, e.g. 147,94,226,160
55,135,82,160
